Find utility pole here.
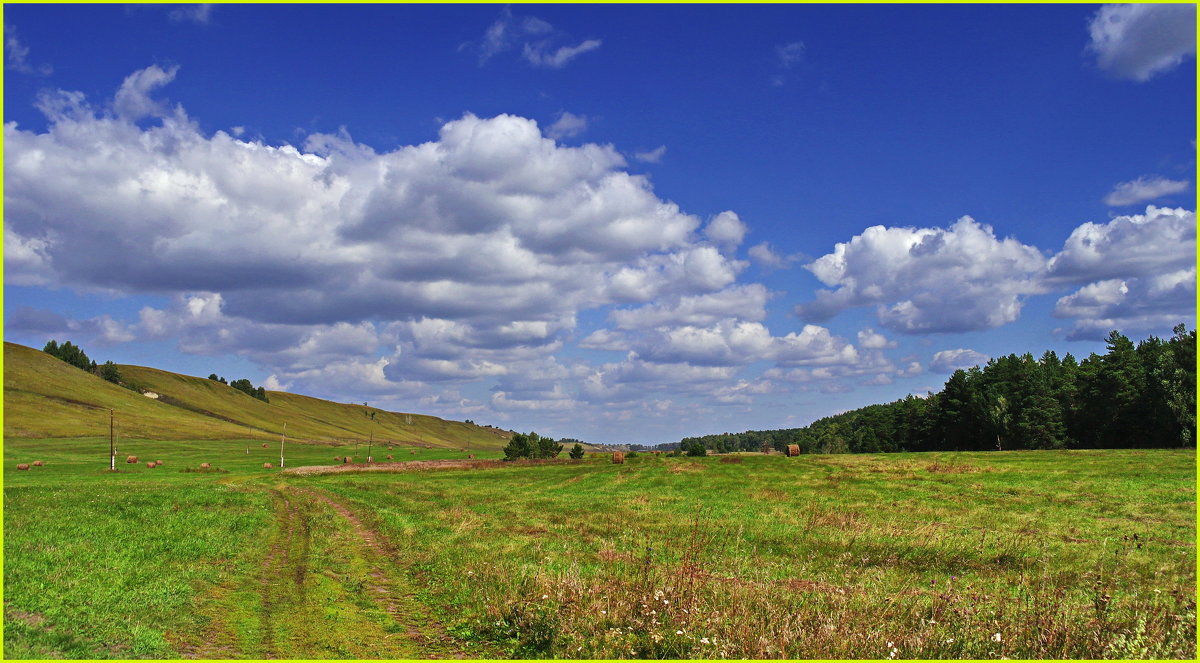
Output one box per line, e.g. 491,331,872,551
109,409,115,471
366,410,376,462
279,422,287,468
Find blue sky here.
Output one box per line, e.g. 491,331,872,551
4,3,1196,444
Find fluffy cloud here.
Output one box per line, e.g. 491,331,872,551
1053,268,1196,341
4,71,720,336
6,307,135,346
703,211,748,249
1103,175,1190,206
929,348,990,373
1046,206,1195,284
796,217,1047,333
609,284,769,330
1087,3,1197,82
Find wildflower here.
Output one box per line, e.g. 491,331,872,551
991,632,1002,642
676,630,684,635
945,638,954,644
541,594,548,599
601,610,607,615
887,642,894,648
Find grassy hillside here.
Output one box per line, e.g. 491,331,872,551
3,342,509,449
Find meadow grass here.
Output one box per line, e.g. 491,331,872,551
308,450,1196,659
3,446,1194,659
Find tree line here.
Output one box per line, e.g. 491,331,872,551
503,431,585,460
679,325,1196,454
43,340,122,384
207,374,269,402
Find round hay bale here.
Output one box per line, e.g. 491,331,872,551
32,460,44,467
786,444,800,457
16,463,30,471
343,457,350,463
263,462,273,469
156,460,164,465
199,462,211,469
468,454,475,459
612,451,625,464
261,443,268,448
126,455,138,464
146,461,156,468
334,456,342,462
386,454,393,460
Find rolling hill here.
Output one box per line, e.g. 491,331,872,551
2,341,511,449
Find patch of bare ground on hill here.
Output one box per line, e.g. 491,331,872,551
283,457,577,476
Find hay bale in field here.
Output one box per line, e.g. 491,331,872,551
334,456,342,462
16,463,30,471
612,451,625,464
343,457,350,463
33,460,44,467
146,461,156,468
261,443,268,448
468,454,475,459
199,462,211,469
126,455,138,464
263,462,273,469
386,454,393,460
786,444,800,457
156,460,164,465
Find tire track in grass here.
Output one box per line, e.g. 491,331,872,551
293,486,465,659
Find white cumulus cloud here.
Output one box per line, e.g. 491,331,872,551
930,348,990,373
795,217,1047,333
1087,3,1196,82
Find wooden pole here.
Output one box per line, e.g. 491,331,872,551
279,422,287,468
109,409,115,471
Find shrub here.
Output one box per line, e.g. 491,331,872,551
98,360,122,384
569,443,585,459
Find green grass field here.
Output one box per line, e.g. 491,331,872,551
3,443,1194,659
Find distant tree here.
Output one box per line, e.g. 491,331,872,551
208,373,220,381
229,378,269,402
43,339,93,371
569,443,585,459
684,440,707,456
503,432,533,461
99,360,122,384
536,434,563,459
